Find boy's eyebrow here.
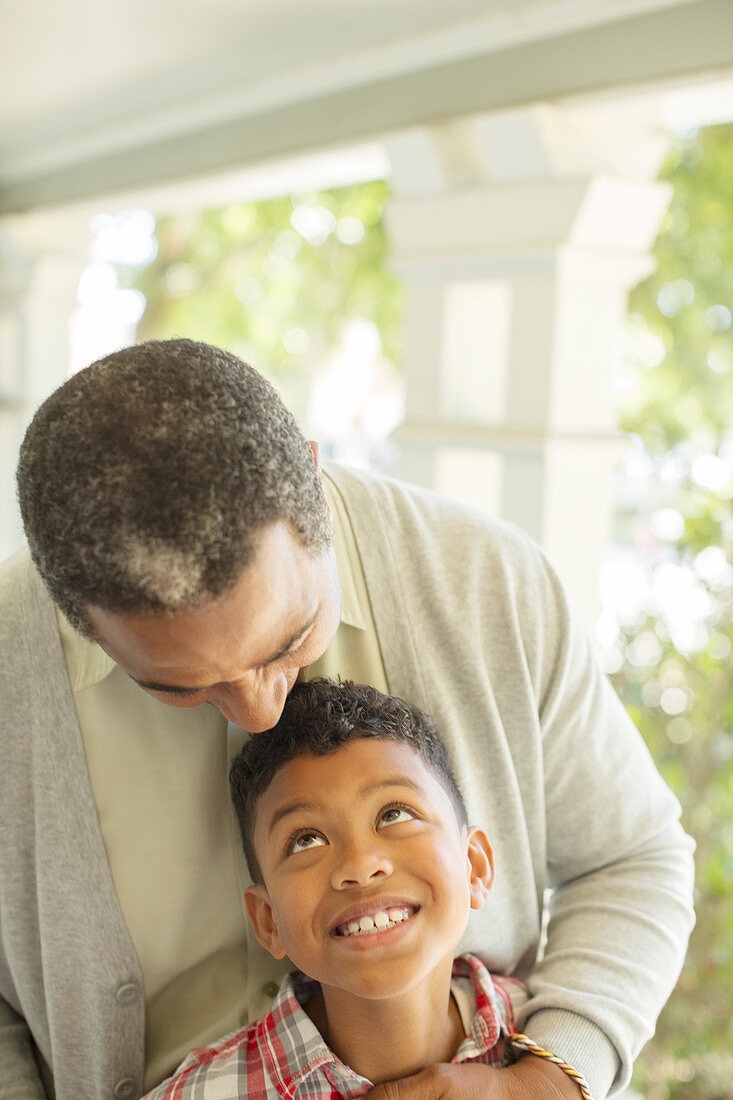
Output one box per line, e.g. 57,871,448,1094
267,800,319,835
131,610,320,695
266,774,425,835
360,775,425,798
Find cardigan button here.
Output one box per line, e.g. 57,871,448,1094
113,1079,138,1099
262,980,280,998
116,983,141,1006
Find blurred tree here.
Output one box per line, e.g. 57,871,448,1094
118,180,402,428
613,123,733,1100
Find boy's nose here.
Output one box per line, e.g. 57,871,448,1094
330,842,393,890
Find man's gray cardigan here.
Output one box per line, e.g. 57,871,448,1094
0,465,695,1100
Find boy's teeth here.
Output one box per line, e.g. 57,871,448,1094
337,907,412,937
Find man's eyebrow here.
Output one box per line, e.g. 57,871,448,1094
130,610,320,695
131,678,206,695
258,609,319,668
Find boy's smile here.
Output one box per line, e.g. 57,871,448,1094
245,738,493,1003
331,901,415,939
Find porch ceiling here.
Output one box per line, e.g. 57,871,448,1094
1,0,732,214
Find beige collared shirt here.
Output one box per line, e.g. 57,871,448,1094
56,474,387,1090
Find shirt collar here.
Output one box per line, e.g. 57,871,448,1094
451,954,515,1061
56,608,116,693
261,957,513,1094
321,472,365,631
259,972,371,1096
56,478,362,694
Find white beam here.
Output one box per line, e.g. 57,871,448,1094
1,0,731,213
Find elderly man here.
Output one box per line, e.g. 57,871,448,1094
0,338,694,1100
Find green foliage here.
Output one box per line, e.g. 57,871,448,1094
620,125,733,455
120,180,402,421
613,123,733,1100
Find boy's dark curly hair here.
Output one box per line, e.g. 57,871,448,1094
230,678,468,884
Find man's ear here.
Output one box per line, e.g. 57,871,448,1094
245,885,287,960
309,440,333,527
466,827,494,911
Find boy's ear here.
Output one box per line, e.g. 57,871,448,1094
245,885,287,960
466,827,494,910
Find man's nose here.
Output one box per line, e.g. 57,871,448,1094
330,838,393,891
219,670,290,732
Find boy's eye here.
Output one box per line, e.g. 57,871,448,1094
378,805,415,828
289,830,327,854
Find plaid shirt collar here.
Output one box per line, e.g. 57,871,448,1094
254,974,370,1098
259,953,517,1096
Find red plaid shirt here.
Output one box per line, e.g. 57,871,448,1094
145,954,527,1100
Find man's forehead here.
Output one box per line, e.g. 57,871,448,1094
83,526,333,679
130,608,321,694
87,599,319,687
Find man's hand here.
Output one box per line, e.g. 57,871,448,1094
367,1055,584,1098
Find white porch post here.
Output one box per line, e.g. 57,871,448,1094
384,103,671,626
0,210,90,559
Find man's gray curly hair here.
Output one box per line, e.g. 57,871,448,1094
17,338,331,636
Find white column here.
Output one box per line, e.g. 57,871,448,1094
0,210,90,559
384,102,671,625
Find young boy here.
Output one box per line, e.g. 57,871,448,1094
144,680,591,1099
